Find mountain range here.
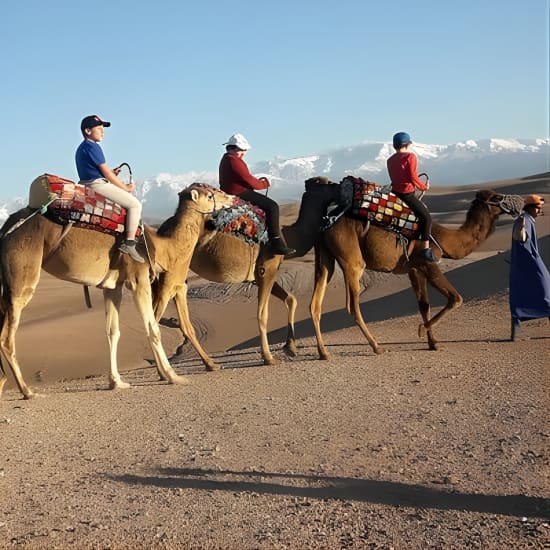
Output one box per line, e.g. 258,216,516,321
1,137,548,224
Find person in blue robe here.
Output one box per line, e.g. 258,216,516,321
509,194,550,340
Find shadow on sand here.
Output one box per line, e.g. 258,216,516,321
108,467,550,519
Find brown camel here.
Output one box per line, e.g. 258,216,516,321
152,179,342,368
309,187,523,358
0,182,224,400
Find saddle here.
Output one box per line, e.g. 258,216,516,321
197,183,269,246
29,174,133,237
341,176,420,239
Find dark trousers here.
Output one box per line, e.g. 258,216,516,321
396,191,432,241
238,190,281,240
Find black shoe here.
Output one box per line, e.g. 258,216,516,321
270,237,295,257
420,248,439,263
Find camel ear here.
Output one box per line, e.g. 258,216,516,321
190,189,199,202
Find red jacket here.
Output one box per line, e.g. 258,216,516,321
219,152,268,195
387,151,428,194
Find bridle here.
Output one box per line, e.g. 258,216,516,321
484,193,523,217
180,186,219,215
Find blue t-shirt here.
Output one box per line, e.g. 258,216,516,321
75,139,106,182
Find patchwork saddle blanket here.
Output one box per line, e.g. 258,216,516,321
202,184,268,246
29,174,132,237
343,176,420,239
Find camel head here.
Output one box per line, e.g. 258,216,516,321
177,182,233,214
474,190,523,218
304,176,337,192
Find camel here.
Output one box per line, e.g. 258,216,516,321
152,178,343,368
309,187,523,358
0,181,226,400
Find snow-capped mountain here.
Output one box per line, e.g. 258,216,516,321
250,137,550,203
0,137,548,224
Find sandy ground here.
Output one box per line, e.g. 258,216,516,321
0,173,549,549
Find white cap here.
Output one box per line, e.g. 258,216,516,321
223,133,251,151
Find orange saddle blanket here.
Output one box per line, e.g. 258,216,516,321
29,174,129,236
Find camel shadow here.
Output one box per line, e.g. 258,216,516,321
108,467,550,519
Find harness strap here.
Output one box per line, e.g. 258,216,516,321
42,222,75,265
1,197,57,238
401,234,412,261
360,220,370,239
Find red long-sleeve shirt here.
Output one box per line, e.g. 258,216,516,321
386,151,428,194
219,152,268,195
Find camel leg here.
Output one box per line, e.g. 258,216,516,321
0,367,6,397
0,294,40,399
310,245,336,360
255,259,280,366
408,266,463,350
271,282,298,357
152,273,173,322
131,276,190,385
103,285,131,389
0,262,42,399
173,285,221,371
340,257,383,356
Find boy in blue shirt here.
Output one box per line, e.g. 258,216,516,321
75,115,144,263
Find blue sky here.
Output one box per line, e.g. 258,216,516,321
0,0,548,200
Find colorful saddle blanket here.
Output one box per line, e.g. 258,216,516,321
29,174,131,236
344,176,420,239
203,184,268,246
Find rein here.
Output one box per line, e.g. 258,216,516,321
113,162,133,183
185,189,219,215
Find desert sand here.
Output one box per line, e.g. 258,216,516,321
0,173,549,549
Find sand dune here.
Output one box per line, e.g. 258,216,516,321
3,172,549,388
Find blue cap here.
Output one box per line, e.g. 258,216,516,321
392,132,412,148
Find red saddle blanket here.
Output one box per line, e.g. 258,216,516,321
345,176,420,239
32,174,130,236
198,183,268,245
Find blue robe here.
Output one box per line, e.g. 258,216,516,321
509,213,550,321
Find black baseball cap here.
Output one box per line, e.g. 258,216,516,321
80,115,111,131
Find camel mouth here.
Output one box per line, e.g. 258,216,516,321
498,194,524,218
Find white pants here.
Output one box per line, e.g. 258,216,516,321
87,179,142,240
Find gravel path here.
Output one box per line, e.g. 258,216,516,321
1,293,549,549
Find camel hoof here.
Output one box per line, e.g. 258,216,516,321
205,362,222,372
282,344,297,357
263,357,280,366
109,380,131,390
23,391,46,400
168,374,190,386
374,347,385,355
319,352,331,361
